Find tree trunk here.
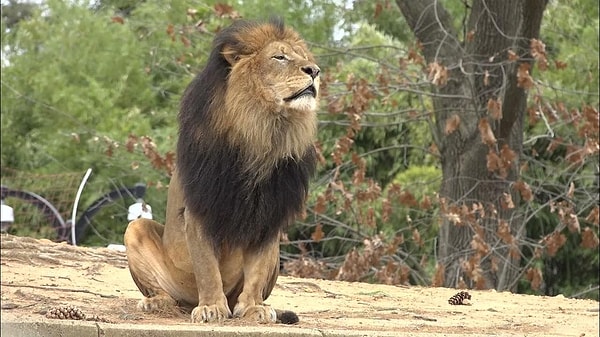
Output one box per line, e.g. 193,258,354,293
395,0,547,290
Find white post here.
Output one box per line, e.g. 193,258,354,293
71,168,92,246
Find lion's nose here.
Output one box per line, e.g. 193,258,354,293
301,65,320,79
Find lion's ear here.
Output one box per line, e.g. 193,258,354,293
221,45,240,66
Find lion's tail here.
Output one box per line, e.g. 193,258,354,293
275,309,299,324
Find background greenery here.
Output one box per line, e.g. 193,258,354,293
1,0,598,300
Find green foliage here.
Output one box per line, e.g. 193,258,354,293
391,165,440,199
2,1,153,169
0,0,211,244
229,0,340,45
346,1,412,43
538,1,599,106
379,165,441,270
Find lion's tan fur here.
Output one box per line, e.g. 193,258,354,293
214,24,319,180
124,19,319,324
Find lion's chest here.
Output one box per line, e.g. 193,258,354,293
181,145,316,250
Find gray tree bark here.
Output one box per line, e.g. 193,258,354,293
395,0,547,290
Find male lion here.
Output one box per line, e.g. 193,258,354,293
123,18,319,324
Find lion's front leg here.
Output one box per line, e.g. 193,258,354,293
184,209,232,323
232,238,280,323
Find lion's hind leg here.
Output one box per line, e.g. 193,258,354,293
124,218,181,314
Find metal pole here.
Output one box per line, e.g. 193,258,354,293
71,168,92,246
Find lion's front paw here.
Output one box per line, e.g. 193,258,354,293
233,304,277,323
191,304,231,323
137,294,177,312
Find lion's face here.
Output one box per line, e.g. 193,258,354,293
224,40,320,116
213,22,320,172
249,40,320,113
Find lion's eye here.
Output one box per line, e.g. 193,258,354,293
272,55,287,61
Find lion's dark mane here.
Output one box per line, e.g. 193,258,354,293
177,19,317,252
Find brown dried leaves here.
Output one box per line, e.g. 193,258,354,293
126,135,175,176
427,62,448,86
445,114,461,135
530,39,548,71
486,145,516,179
336,235,410,285
517,63,535,89
581,227,600,249
478,118,497,146
542,231,567,257
512,181,533,202
525,267,544,291
487,98,503,120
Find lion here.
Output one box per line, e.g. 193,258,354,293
123,18,320,324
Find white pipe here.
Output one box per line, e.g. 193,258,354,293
71,168,92,246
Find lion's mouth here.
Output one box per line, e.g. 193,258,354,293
284,85,317,102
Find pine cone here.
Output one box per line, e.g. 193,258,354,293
448,291,471,305
45,305,86,320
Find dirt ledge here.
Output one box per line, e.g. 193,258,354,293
1,234,598,336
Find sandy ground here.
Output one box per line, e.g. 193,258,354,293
0,234,598,336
